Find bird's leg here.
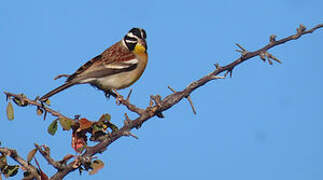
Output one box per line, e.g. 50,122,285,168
111,89,123,105
104,89,117,99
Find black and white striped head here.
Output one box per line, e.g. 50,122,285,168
123,28,147,52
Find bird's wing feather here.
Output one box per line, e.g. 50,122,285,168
67,41,137,83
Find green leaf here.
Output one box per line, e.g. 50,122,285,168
27,148,37,163
99,113,111,122
12,96,28,107
3,165,19,177
59,118,73,131
91,123,102,134
45,99,51,106
47,120,58,136
6,102,14,120
89,159,104,175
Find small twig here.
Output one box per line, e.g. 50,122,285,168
210,75,225,80
214,63,221,70
224,68,234,78
126,89,133,101
235,43,248,56
270,34,277,43
3,92,71,120
111,89,145,115
167,86,176,93
168,86,197,115
124,113,132,127
186,96,197,115
123,131,138,139
54,74,70,80
34,144,63,170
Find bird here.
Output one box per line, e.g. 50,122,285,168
40,27,148,101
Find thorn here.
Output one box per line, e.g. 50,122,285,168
149,97,153,107
151,95,162,108
269,34,277,43
123,131,138,139
210,75,225,80
169,86,197,115
168,86,176,93
43,110,47,120
224,68,234,78
235,43,246,51
156,112,165,118
186,96,197,115
54,74,70,80
259,52,266,62
297,24,306,34
268,53,282,64
264,52,282,64
35,96,40,101
124,113,131,126
214,63,221,70
112,89,123,105
235,43,248,56
267,58,273,65
126,89,133,101
5,92,9,101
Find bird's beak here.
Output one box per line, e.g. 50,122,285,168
138,39,147,51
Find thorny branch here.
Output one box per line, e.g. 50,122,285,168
34,144,64,171
2,24,323,180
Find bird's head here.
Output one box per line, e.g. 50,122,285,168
123,28,147,54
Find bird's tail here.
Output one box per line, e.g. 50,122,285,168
40,82,74,101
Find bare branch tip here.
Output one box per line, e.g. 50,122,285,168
259,52,266,62
235,43,246,51
168,86,177,93
124,113,132,126
186,95,197,115
54,74,70,81
214,63,221,70
123,131,138,139
269,34,277,43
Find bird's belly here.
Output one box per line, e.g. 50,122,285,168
96,69,142,90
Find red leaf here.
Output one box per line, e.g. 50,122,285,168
72,132,87,153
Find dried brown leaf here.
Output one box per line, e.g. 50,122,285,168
72,132,87,153
79,118,93,130
27,148,37,163
36,108,43,116
89,159,104,175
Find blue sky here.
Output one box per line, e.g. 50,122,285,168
1,0,323,179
